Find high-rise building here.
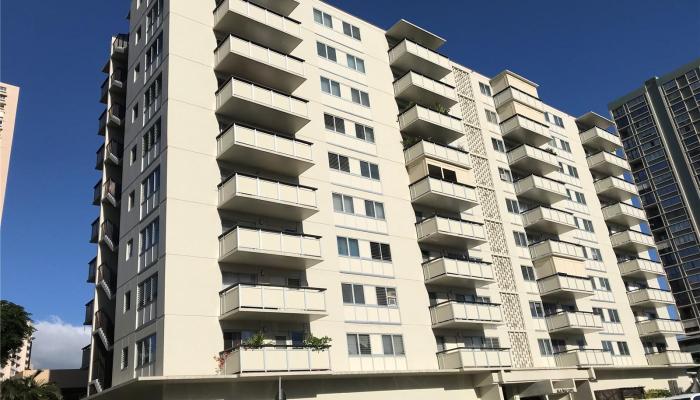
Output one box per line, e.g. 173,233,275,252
1,337,33,380
609,58,700,359
0,82,19,224
83,1,695,398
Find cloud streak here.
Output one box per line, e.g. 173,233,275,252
32,316,91,369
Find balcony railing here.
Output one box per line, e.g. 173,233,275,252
219,345,331,375
493,86,544,111
105,141,123,165
529,239,585,261
422,257,494,287
646,350,693,366
554,349,612,367
92,180,102,205
601,202,646,227
594,176,638,202
580,126,622,153
95,144,105,170
87,257,97,283
90,218,100,243
388,39,451,80
409,177,477,212
415,215,486,250
499,114,552,147
403,140,471,169
100,220,119,252
219,226,322,268
636,318,684,337
513,175,568,204
521,206,577,234
93,310,114,348
627,288,675,307
398,104,464,144
84,300,94,325
429,300,502,328
96,264,116,299
507,144,559,175
610,230,656,253
537,273,593,299
587,151,631,177
102,179,121,207
545,311,603,334
218,173,318,220
618,258,665,279
219,283,327,321
436,347,511,370
393,70,457,107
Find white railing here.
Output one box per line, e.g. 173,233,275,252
610,230,655,248
437,348,511,369
521,207,576,229
393,71,456,102
627,288,674,306
219,174,317,209
618,258,664,276
416,216,485,242
429,301,502,326
388,39,451,70
636,319,684,336
216,35,305,77
587,151,630,172
221,347,330,374
218,123,313,162
422,258,494,283
398,105,464,134
347,355,407,372
529,240,585,260
494,88,544,110
409,177,476,204
514,175,567,198
545,311,602,332
215,0,302,38
538,274,593,296
507,144,558,168
220,284,326,316
646,351,693,366
219,227,321,260
594,177,638,196
217,78,309,117
554,349,612,367
403,140,471,168
580,126,622,150
602,203,645,222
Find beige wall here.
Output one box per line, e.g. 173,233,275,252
0,82,19,224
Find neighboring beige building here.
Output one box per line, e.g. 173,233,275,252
83,1,696,399
1,337,32,380
0,82,19,224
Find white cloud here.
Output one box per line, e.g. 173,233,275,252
32,316,91,369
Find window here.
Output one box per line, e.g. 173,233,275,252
140,218,159,257
342,21,361,40
328,152,350,172
382,335,404,356
126,240,133,260
337,236,360,257
370,242,392,261
142,119,161,166
513,231,528,247
375,287,398,306
608,309,621,323
559,139,571,152
578,218,594,233
485,110,498,124
342,284,365,304
332,193,354,213
135,27,141,45
602,340,614,353
313,8,333,28
137,274,158,308
124,291,131,312
145,0,164,35
590,248,603,261
130,146,137,165
599,277,611,291
351,88,370,107
617,341,630,356
347,334,371,355
132,104,139,123
506,199,520,214
145,33,163,70
324,113,345,133
498,168,513,182
121,347,129,370
479,82,492,96
568,190,587,205
128,191,135,211
143,74,162,120
530,301,545,318
316,42,337,62
521,266,536,281
359,161,380,180
134,63,141,83
364,200,385,219
491,138,506,153
538,339,553,356
545,112,565,128
354,123,375,143
141,167,160,204
136,334,156,367
346,54,365,73
320,77,341,97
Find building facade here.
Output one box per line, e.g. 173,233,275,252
608,59,700,358
83,1,695,398
1,337,32,380
0,82,19,224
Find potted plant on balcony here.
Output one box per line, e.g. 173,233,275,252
242,331,266,349
303,334,332,351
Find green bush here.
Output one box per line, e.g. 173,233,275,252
645,389,672,399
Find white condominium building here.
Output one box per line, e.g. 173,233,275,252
83,1,695,398
0,81,19,224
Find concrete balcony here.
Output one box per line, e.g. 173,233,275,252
415,215,486,250
610,230,656,253
105,140,123,166
594,177,638,202
646,351,694,366
409,177,478,212
422,257,494,288
636,319,684,337
436,348,511,370
99,69,126,104
95,145,105,170
514,175,568,205
219,346,330,375
219,283,327,321
429,300,502,329
101,179,120,208
247,0,299,15
538,274,593,300
214,35,305,92
219,226,322,269
213,0,302,53
96,264,116,299
507,144,559,175
216,78,310,133
218,173,318,221
529,240,585,262
580,126,622,153
385,19,446,51
90,218,99,243
499,115,551,147
494,86,544,110
602,203,646,227
99,220,119,253
84,300,94,326
627,288,675,307
398,104,464,144
87,257,97,283
618,258,665,279
554,349,612,368
217,123,314,176
393,71,457,107
545,311,603,334
403,140,471,170
98,104,125,135
521,206,577,235
587,151,631,177
388,39,451,80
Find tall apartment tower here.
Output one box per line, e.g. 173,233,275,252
0,337,32,380
83,1,695,398
609,58,700,358
0,82,19,224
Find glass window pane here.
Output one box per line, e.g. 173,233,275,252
343,196,354,213
332,194,343,212
382,335,393,355
347,334,358,355
353,285,365,304
337,237,348,256
348,239,360,257
341,283,353,303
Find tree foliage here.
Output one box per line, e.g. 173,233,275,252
645,389,672,399
0,372,63,400
0,300,35,365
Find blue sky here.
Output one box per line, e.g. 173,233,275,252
1,0,699,331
